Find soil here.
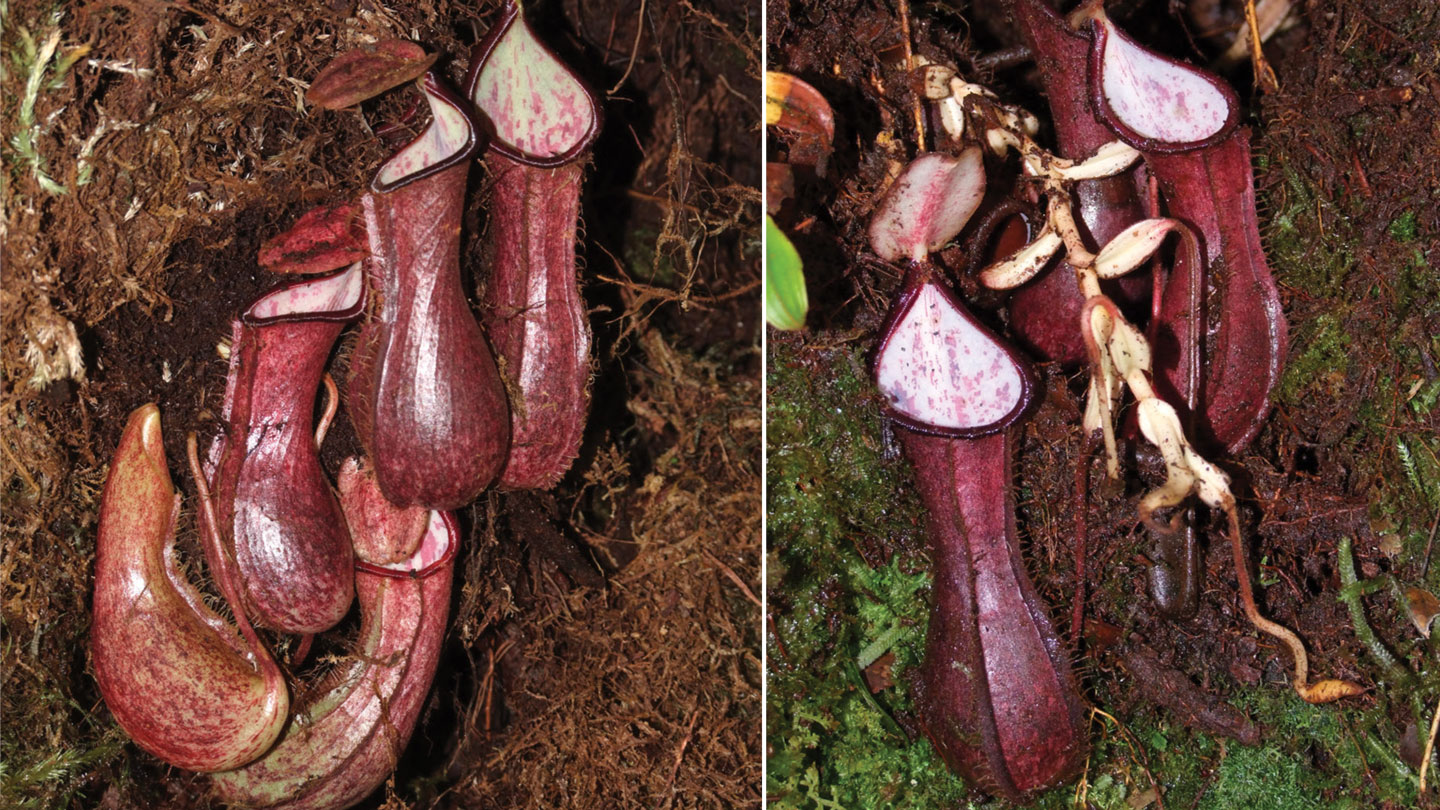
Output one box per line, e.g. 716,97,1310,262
1,1,759,808
767,0,1438,808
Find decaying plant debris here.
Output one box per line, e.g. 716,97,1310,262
1,0,759,807
768,0,1438,807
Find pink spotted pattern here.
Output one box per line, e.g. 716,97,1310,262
876,284,1023,430
374,85,473,187
473,16,594,159
245,262,362,320
1098,18,1227,144
379,511,452,575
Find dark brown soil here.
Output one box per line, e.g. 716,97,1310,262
1,1,759,808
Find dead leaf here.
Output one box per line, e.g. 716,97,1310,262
1296,678,1367,704
1407,587,1440,638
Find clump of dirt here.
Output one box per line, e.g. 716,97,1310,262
1,0,758,808
767,0,1438,807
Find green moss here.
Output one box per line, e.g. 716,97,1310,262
1078,687,1415,810
620,224,680,286
1411,378,1440,418
0,681,127,810
766,346,1416,810
1265,170,1354,295
1395,246,1437,319
1258,132,1439,797
767,339,970,809
1233,691,1416,806
769,122,1440,808
1204,745,1326,809
769,340,1096,810
1276,312,1350,406
1388,210,1418,242
1396,435,1440,514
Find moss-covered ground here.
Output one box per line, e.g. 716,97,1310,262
766,0,1440,808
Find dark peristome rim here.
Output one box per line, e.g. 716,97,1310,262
370,71,484,194
241,261,366,326
463,0,602,168
1086,17,1239,155
871,262,1038,438
963,196,1042,278
355,509,459,579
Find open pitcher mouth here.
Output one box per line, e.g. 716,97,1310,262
465,0,600,166
356,510,457,579
242,261,365,325
371,72,482,192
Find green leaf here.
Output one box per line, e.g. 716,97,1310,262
766,215,808,330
